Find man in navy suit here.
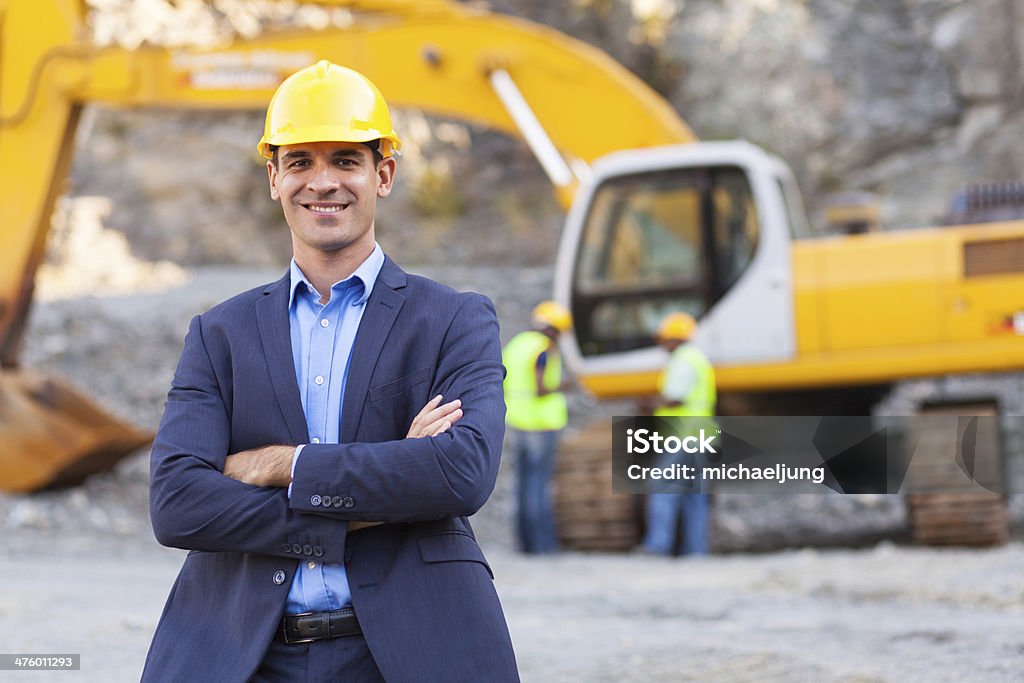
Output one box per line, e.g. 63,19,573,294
142,61,519,682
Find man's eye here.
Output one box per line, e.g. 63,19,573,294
289,159,310,168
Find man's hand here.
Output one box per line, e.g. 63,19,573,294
224,445,295,487
352,396,465,533
406,395,463,438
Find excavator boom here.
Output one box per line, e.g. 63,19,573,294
0,0,692,490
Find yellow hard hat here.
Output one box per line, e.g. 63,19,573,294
257,60,402,160
656,312,697,341
532,301,572,333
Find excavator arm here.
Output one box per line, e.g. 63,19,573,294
0,0,694,490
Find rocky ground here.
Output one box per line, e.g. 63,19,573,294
2,526,1023,682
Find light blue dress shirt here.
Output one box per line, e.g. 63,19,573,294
284,242,384,614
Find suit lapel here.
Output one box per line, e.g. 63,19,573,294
341,258,407,441
255,274,309,445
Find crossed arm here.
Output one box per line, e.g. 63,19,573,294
149,295,504,561
221,395,464,487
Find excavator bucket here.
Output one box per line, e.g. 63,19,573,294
0,368,153,492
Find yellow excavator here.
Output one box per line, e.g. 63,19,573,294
5,0,691,492
4,0,1023,543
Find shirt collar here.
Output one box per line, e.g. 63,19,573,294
288,242,385,309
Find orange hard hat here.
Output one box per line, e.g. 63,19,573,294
656,312,697,341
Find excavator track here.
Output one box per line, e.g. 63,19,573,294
904,402,1009,546
554,419,642,552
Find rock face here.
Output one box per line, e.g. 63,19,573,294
67,106,560,270
660,0,1024,230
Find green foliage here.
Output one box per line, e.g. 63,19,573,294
410,164,466,220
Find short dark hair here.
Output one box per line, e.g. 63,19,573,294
270,141,383,168
363,139,384,164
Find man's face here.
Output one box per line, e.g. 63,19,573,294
659,337,684,352
538,325,560,342
267,140,395,259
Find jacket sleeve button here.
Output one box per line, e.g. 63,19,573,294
313,546,324,557
303,544,313,555
342,497,355,508
273,570,287,585
311,495,322,506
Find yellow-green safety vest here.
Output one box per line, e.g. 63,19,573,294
654,344,717,417
502,331,568,431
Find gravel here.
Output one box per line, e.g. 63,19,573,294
1,535,1022,682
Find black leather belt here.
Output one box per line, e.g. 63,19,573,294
277,607,362,644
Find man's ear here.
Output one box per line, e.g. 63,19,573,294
267,160,280,201
376,157,397,198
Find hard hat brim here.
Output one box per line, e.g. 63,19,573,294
258,127,402,159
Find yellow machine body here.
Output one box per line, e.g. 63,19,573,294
579,221,1024,397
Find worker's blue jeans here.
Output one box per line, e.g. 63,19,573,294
513,428,561,554
643,488,710,556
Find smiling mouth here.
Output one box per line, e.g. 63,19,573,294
303,203,347,215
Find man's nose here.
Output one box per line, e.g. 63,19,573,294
306,164,340,194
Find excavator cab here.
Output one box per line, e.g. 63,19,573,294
557,141,810,397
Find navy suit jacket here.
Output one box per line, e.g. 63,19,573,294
143,257,519,682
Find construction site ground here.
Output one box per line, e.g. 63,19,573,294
0,527,1022,682
5,264,1023,682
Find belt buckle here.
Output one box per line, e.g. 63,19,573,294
282,611,318,645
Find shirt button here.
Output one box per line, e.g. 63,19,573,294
307,561,317,570
315,375,325,385
320,319,330,328
312,437,320,444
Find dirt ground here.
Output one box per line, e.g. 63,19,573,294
1,527,1022,682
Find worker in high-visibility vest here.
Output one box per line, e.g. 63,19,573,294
502,301,572,554
641,311,717,556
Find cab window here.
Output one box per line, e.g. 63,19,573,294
572,166,758,356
